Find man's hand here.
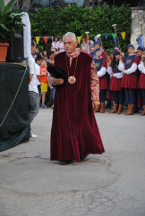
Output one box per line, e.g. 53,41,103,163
92,100,100,112
53,78,64,85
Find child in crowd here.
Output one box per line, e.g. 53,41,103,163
40,59,48,109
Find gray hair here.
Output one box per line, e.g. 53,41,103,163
63,32,77,42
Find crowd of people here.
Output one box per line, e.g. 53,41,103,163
89,39,145,116
31,35,145,116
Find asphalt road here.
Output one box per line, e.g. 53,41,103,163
0,108,145,216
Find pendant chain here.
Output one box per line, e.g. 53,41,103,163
65,54,79,78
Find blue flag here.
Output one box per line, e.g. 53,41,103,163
114,36,120,49
136,34,144,49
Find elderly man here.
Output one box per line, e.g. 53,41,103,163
51,32,105,165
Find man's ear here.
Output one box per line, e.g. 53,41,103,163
75,40,78,47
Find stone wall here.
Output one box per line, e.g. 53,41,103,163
131,7,145,50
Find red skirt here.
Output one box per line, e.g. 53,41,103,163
138,73,145,89
121,74,138,89
99,75,107,90
110,77,122,91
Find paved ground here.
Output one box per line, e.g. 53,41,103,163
0,108,145,216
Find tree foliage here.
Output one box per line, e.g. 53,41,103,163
29,4,131,52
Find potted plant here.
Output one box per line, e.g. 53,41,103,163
0,0,24,62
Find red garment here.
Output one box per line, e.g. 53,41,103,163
50,52,105,162
99,75,107,90
121,57,138,89
110,77,122,91
138,73,145,89
121,74,138,89
97,58,107,90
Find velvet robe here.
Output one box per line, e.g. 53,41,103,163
50,51,105,162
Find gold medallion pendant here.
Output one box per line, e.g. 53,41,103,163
68,76,76,84
65,54,79,85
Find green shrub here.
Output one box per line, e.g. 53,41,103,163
29,4,131,53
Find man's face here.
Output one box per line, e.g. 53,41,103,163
106,55,110,62
94,44,100,50
31,43,36,55
137,50,143,57
82,39,85,44
128,47,134,55
63,37,78,54
37,59,42,66
36,48,39,54
96,51,100,58
50,53,55,60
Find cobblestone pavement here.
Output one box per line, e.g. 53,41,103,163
0,109,145,216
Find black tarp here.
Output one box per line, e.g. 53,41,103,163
0,63,30,151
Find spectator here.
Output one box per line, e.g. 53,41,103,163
40,59,48,109
28,40,39,137
57,37,65,53
35,54,42,103
41,50,48,60
51,36,58,51
81,38,88,52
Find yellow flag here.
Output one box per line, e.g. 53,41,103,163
77,36,82,45
36,36,40,45
121,32,126,40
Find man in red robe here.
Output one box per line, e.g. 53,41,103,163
51,32,105,165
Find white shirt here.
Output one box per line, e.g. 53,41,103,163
28,56,38,94
35,63,40,85
51,41,58,50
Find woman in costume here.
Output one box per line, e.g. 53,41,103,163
107,50,124,114
118,44,139,115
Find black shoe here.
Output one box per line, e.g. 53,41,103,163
60,160,73,165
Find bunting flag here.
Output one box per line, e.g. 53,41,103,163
36,36,40,45
112,33,116,39
86,36,90,42
94,36,98,41
44,36,48,45
136,34,144,49
105,34,108,39
77,36,82,44
121,32,126,40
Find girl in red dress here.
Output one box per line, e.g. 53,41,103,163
107,50,124,114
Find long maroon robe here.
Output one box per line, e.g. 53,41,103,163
50,51,105,162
